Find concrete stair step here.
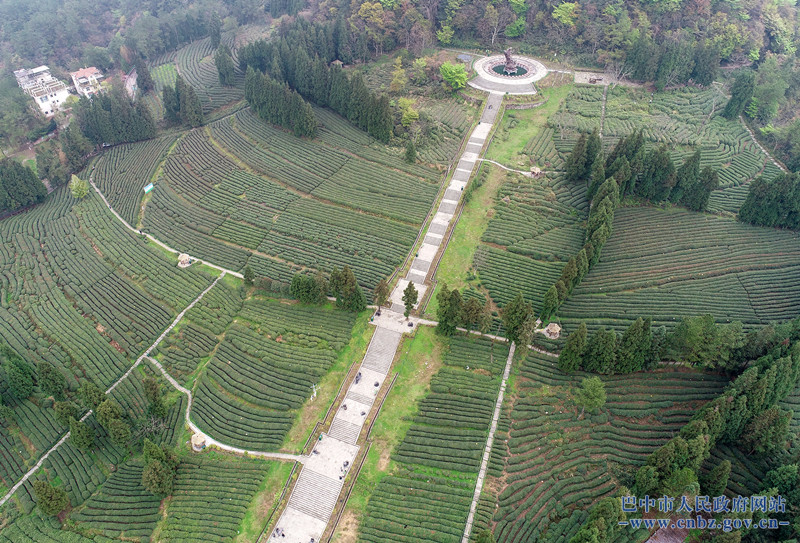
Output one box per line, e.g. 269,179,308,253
328,418,362,445
346,390,375,406
361,328,401,374
287,469,342,522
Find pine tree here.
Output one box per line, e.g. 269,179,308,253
243,265,254,286
462,297,485,331
587,154,605,201
96,399,123,428
671,150,701,204
637,146,676,201
78,382,104,410
313,270,329,303
610,156,632,196
162,84,180,125
584,128,602,178
682,166,719,211
576,249,589,281
143,376,167,419
180,85,204,128
723,70,755,120
37,361,66,399
541,286,559,320
3,349,34,400
209,12,222,50
0,159,46,213
616,318,649,373
53,401,79,426
107,418,131,445
374,279,390,308
134,58,154,93
405,139,417,164
560,257,579,293
742,407,790,455
437,283,463,336
701,460,731,496
215,45,236,86
559,323,587,373
33,481,69,516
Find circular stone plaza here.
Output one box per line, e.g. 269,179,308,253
469,54,548,95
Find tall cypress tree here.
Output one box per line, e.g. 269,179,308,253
723,70,756,120
671,150,701,204
180,85,204,128
584,328,618,374
559,323,588,373
584,128,602,178
616,318,650,373
565,133,588,184
0,159,46,213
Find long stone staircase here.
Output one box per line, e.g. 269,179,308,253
269,92,504,543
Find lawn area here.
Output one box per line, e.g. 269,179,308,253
484,83,573,168
331,326,442,542
426,164,507,316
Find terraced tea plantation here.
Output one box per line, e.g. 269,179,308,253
480,351,728,543
158,456,273,542
358,336,509,543
71,460,162,540
137,107,438,289
558,207,800,334
473,169,589,312
158,293,357,451
93,134,178,225
550,85,779,213
0,187,214,495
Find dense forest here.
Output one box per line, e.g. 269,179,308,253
0,0,797,203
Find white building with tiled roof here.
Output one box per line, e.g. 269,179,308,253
13,66,71,117
70,66,103,98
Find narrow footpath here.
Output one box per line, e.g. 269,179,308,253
740,115,788,173
0,273,225,508
89,177,243,279
146,356,305,463
462,342,516,542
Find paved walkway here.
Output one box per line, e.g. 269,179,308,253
469,56,547,95
462,342,516,542
0,273,225,508
271,325,403,542
391,92,503,314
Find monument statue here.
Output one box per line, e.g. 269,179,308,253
503,48,518,75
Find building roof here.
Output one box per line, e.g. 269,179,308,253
70,66,102,80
